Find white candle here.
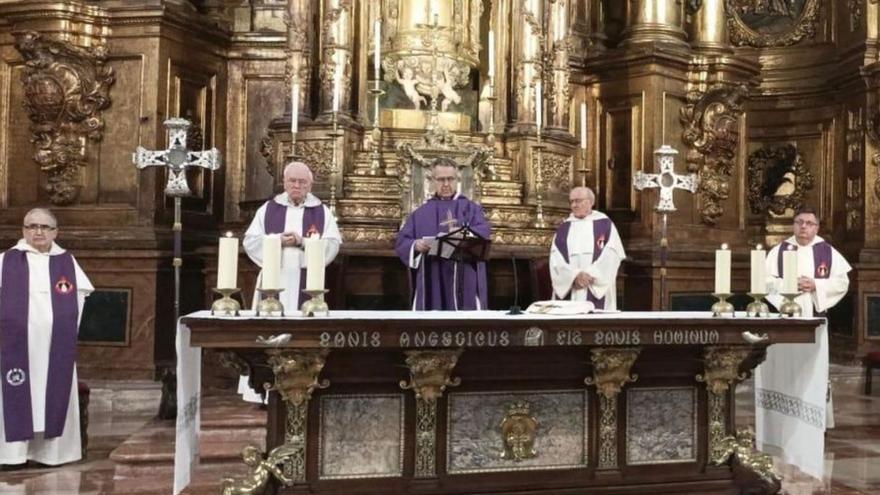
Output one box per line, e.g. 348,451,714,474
782,246,798,294
261,234,282,290
535,80,542,130
714,243,731,294
217,233,239,290
304,233,326,291
580,102,587,149
431,0,439,24
291,80,299,134
332,64,340,112
488,31,495,80
750,244,766,294
374,19,381,80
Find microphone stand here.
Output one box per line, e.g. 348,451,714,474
507,255,522,315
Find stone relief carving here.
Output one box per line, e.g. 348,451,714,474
14,31,115,205
680,84,748,224
864,110,880,201
747,144,814,217
725,0,820,47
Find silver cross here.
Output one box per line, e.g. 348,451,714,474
132,118,221,197
633,145,699,212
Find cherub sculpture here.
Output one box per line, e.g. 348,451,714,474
397,66,427,110
220,444,297,495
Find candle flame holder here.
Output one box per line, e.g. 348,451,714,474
211,288,241,316
779,292,802,317
256,288,285,316
711,293,735,318
746,293,770,317
301,289,329,317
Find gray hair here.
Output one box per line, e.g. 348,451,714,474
282,161,314,182
570,186,595,202
24,207,57,228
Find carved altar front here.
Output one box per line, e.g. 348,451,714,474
181,311,823,495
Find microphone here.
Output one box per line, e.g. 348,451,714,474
507,255,522,315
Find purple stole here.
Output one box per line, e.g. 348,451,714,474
776,241,833,315
554,217,612,309
264,200,326,302
1,249,79,441
776,241,833,280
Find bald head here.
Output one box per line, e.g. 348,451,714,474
282,161,314,204
569,187,595,218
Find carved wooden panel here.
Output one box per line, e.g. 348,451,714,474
601,98,641,212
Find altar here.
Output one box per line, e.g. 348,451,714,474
175,311,822,495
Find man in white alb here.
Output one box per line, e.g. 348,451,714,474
756,206,851,480
240,161,341,401
0,208,93,466
548,187,625,310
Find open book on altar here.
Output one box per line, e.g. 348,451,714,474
526,300,619,315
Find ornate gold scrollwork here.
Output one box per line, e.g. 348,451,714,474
865,111,880,201
713,429,781,493
697,346,751,462
680,85,748,224
261,349,330,484
534,151,573,194
584,347,640,469
400,349,463,478
399,349,463,401
500,401,539,462
264,349,331,407
747,144,814,217
725,0,820,48
14,31,115,205
220,444,298,495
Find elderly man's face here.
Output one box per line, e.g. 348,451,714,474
23,211,57,253
569,190,594,218
284,166,312,204
793,212,819,245
432,165,458,199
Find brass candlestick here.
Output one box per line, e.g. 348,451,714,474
711,293,735,317
211,288,241,316
578,147,589,187
301,289,329,317
779,292,802,317
256,288,285,316
746,293,770,317
329,110,342,214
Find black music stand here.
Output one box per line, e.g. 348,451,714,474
430,224,491,263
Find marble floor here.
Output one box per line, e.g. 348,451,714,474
0,366,878,494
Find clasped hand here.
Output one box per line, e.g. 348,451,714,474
797,276,816,293
573,272,594,290
281,232,302,247
414,239,432,253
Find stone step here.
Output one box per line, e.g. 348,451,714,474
85,378,163,416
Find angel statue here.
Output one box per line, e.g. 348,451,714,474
397,66,427,110
220,443,298,495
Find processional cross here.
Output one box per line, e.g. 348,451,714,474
633,145,699,310
440,209,458,233
132,118,222,322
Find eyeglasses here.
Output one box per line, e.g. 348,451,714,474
23,224,56,232
284,178,310,186
433,176,457,183
794,220,818,227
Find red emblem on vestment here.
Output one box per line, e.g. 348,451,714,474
596,235,606,250
305,224,320,237
817,262,828,278
54,276,74,295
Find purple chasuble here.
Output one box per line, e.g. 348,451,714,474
395,196,491,310
1,249,79,441
554,217,612,309
263,200,326,302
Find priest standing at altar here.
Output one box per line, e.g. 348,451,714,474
756,206,851,480
395,157,491,310
549,186,626,309
240,162,341,401
0,208,93,466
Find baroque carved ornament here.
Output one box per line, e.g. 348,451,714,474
725,0,821,48
747,144,814,216
680,84,748,224
865,111,880,201
14,31,115,205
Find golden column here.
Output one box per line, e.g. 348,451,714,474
689,0,729,51
511,0,545,131
547,0,571,131
320,0,354,116
588,0,607,51
287,0,314,124
621,0,687,47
